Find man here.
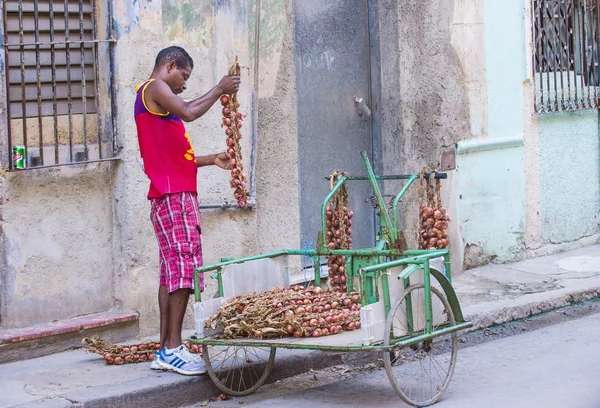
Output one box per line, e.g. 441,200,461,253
134,46,240,375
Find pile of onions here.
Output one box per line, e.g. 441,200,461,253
81,337,200,366
419,205,450,250
205,285,362,339
222,56,249,207
325,173,353,292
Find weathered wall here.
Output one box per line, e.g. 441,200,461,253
522,1,600,258
379,0,474,273
254,0,301,255
455,0,527,268
538,112,600,245
0,165,116,328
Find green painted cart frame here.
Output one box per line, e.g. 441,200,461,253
190,152,472,407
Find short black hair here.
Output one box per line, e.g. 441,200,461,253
154,46,194,70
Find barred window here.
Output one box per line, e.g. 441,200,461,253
532,0,599,113
2,0,116,170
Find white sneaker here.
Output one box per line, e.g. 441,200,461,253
158,345,207,376
150,351,161,370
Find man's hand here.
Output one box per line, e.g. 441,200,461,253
213,152,231,170
217,76,241,96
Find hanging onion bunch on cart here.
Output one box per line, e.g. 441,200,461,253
418,168,450,250
221,56,249,207
325,171,353,292
205,285,362,340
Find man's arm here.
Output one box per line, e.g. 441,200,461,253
146,76,240,122
196,152,231,169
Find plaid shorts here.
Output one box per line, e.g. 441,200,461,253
150,192,203,293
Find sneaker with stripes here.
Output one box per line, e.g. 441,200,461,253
150,350,161,370
158,345,206,375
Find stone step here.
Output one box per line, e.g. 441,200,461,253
0,311,139,364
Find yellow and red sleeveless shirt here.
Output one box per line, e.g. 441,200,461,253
134,79,197,199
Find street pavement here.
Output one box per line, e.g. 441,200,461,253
202,311,600,408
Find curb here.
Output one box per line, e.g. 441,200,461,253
14,281,600,408
15,350,346,408
462,278,600,331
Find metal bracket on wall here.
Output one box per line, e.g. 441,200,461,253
353,95,371,121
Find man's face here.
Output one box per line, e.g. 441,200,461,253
166,61,192,95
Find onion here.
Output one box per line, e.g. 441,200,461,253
314,287,323,294
331,301,339,309
317,306,324,313
324,304,331,311
340,275,347,284
343,298,351,306
434,210,443,220
355,321,361,329
114,357,124,365
321,328,329,336
225,128,233,136
318,318,327,326
294,330,302,338
223,117,232,126
286,325,294,334
132,354,140,362
222,107,231,115
351,294,359,303
220,95,230,105
347,322,355,330
312,329,321,337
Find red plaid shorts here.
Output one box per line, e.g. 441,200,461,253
150,192,203,293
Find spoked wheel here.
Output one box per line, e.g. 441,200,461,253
383,284,458,407
202,344,276,396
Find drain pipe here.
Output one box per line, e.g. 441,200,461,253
199,0,261,211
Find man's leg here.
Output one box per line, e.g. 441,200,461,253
165,288,191,348
159,285,170,349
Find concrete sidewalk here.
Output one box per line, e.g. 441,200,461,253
1,245,599,408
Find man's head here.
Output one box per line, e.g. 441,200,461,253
153,46,194,95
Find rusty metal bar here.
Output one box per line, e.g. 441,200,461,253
78,0,88,161
544,1,552,110
1,39,116,47
557,0,567,110
18,0,27,155
33,0,43,166
536,0,544,112
551,0,559,111
8,157,120,172
596,0,600,104
570,1,580,108
3,0,14,169
566,1,575,109
49,0,59,164
92,0,101,159
64,0,73,163
583,0,594,108
577,1,586,107
107,0,117,155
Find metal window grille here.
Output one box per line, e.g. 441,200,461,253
2,0,116,170
532,0,600,113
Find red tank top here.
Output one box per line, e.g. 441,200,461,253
134,80,198,199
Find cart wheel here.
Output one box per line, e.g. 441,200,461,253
383,284,458,407
202,344,276,396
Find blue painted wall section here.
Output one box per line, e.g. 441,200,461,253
485,0,526,139
456,0,527,265
538,111,600,244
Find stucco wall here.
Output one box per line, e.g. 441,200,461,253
538,111,600,245
0,165,115,329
